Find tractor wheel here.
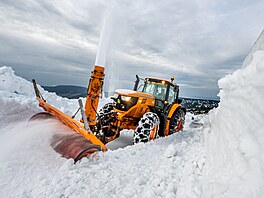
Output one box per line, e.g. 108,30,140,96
169,109,185,134
98,102,114,126
98,102,117,138
99,102,114,117
133,112,160,144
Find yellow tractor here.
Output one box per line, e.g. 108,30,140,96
32,65,186,162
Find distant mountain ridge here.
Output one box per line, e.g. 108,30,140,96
43,85,87,99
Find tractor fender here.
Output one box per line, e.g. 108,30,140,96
167,104,186,119
164,104,186,136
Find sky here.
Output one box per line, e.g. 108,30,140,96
0,0,264,99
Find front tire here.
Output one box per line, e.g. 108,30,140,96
133,112,160,144
97,102,116,138
98,102,114,127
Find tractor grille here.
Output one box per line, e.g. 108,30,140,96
115,95,138,111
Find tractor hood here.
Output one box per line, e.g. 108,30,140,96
115,89,154,99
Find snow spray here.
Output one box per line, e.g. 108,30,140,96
0,118,79,162
0,120,55,159
0,120,69,196
94,7,124,96
95,11,113,67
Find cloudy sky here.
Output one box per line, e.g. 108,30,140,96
0,0,263,99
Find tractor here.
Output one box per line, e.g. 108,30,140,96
97,75,186,144
32,65,186,162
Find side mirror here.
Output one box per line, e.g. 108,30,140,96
133,75,140,91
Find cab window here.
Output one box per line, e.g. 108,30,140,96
168,85,176,104
143,82,155,94
143,81,167,100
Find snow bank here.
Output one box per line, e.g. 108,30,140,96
242,29,264,68
203,30,264,197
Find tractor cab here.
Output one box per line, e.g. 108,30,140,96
141,77,179,111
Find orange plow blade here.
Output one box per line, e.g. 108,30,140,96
51,133,102,162
32,98,107,162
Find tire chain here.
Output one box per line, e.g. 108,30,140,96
133,112,160,144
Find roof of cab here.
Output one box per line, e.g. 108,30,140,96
145,77,177,87
115,89,155,98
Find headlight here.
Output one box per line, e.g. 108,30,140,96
121,96,132,102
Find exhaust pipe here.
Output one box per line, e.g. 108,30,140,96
133,75,140,91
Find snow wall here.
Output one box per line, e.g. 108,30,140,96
203,30,264,197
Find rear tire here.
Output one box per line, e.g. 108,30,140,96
169,109,185,134
133,112,160,144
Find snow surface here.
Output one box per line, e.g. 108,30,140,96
0,30,264,197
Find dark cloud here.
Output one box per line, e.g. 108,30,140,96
0,0,264,98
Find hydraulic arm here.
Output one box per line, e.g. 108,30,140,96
85,65,105,126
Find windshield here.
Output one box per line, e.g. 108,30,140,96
142,81,167,100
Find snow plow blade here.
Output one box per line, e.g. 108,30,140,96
33,97,107,162
51,133,103,162
32,65,106,162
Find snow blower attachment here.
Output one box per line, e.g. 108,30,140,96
32,65,186,162
32,66,107,162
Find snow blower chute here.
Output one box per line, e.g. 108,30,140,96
32,65,107,162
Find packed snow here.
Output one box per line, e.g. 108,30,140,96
0,30,264,198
